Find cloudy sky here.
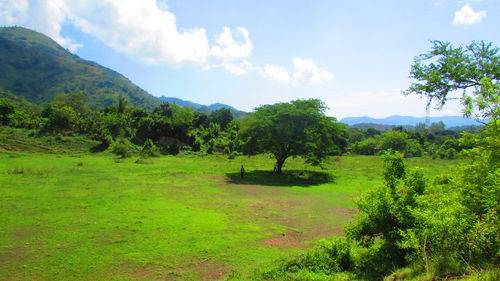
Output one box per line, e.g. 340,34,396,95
1,0,498,118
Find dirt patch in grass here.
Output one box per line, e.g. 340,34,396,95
0,247,27,264
304,225,345,240
250,199,305,210
117,258,231,281
262,231,303,248
194,259,231,281
205,175,226,183
326,207,357,220
114,264,172,281
253,200,354,248
174,259,231,281
261,225,346,249
12,228,37,240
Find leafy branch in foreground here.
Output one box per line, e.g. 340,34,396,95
404,40,499,127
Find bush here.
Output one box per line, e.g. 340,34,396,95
111,137,133,158
228,151,240,159
406,139,423,157
378,131,408,152
140,138,160,158
259,238,354,280
353,138,378,155
431,146,458,159
0,98,15,125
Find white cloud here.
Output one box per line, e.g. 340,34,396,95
203,60,256,76
156,0,168,11
221,63,248,75
263,64,290,84
292,57,333,85
0,0,333,85
68,0,210,65
0,0,28,23
453,4,486,24
210,27,253,61
0,0,82,52
0,0,211,64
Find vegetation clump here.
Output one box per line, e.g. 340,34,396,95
257,40,499,281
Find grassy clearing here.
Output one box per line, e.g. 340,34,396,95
0,151,457,280
0,127,100,154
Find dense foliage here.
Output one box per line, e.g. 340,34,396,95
1,91,348,172
0,90,240,157
348,121,477,159
0,26,161,110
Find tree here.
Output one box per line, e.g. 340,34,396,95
0,98,15,125
153,102,173,118
404,40,499,126
116,96,128,114
238,99,346,173
428,121,445,135
51,92,89,114
378,131,408,152
41,105,77,133
209,108,234,130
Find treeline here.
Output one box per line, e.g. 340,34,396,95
0,88,483,162
0,89,246,157
347,122,480,160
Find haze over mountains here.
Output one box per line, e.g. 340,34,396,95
340,115,481,127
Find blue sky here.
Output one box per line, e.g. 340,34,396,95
1,0,498,118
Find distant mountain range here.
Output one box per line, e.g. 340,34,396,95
159,96,247,118
0,26,161,110
340,115,482,128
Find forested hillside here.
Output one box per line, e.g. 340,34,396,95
0,27,161,110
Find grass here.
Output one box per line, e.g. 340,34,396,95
0,148,459,280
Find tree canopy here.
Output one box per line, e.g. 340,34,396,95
405,40,499,127
238,99,347,173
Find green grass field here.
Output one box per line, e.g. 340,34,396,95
0,149,458,280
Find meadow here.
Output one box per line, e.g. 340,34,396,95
0,151,458,280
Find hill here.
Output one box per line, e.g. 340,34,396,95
159,96,247,118
0,26,161,110
340,115,482,127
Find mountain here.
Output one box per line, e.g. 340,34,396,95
159,96,247,118
0,26,161,110
340,115,482,128
159,97,205,109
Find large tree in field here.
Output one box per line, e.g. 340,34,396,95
404,40,499,129
238,99,347,173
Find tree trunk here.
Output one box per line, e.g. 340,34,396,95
276,155,288,174
274,144,290,174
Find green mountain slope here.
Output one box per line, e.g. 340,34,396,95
0,26,161,110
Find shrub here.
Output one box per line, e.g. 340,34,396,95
0,98,15,125
228,151,240,159
111,137,132,158
259,238,354,280
353,138,378,155
140,138,160,158
406,139,423,157
378,131,408,152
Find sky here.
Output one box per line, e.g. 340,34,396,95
0,0,499,118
